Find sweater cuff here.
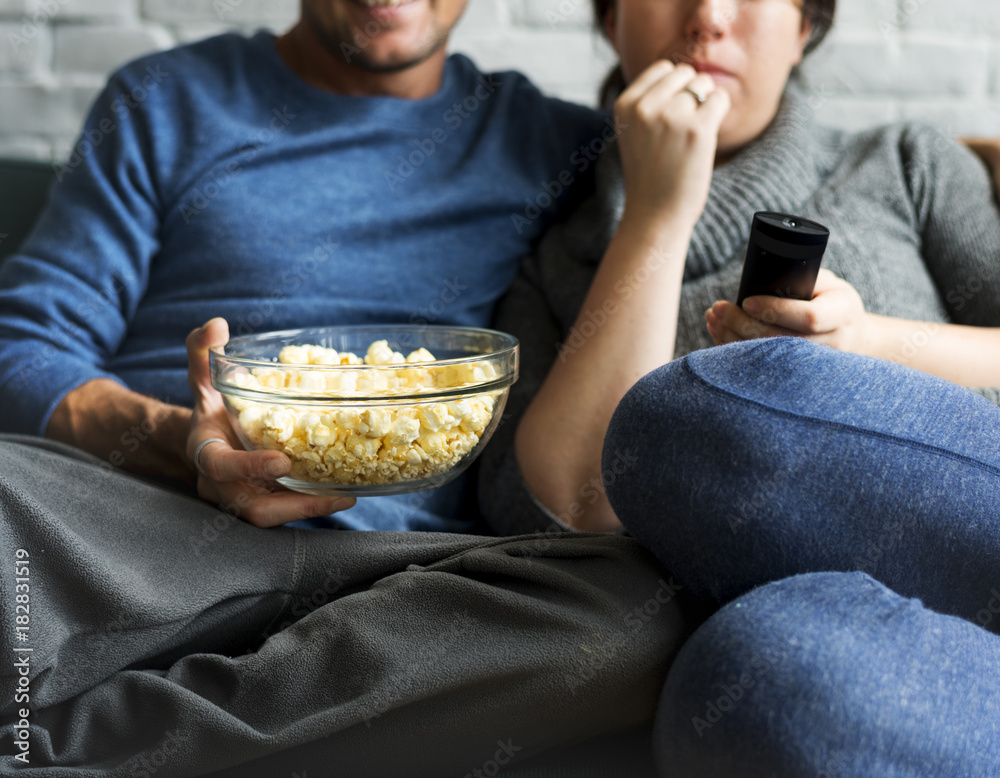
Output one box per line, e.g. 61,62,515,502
0,356,124,437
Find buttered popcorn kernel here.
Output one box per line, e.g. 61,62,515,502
229,340,503,486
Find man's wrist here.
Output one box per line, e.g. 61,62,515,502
47,379,194,481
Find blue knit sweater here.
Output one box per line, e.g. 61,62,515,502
0,32,607,531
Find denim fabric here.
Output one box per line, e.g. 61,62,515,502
603,338,1000,630
654,572,1000,778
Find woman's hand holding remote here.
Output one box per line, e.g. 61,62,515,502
706,269,874,355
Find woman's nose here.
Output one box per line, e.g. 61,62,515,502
685,0,735,44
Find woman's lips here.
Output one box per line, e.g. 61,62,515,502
688,60,736,80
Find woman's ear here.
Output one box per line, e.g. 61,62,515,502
793,16,813,65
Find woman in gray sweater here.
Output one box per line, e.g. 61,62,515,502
482,0,1000,535
480,0,1000,773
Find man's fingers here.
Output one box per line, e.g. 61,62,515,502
198,442,290,484
201,478,357,528
240,492,357,528
186,317,230,407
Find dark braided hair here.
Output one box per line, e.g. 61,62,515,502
593,0,836,107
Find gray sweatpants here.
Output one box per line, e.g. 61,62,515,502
0,435,694,777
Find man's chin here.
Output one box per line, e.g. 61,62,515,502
343,35,448,74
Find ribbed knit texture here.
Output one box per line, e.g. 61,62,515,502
479,83,1000,536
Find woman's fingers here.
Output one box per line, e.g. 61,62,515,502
617,59,681,108
622,64,717,119
613,59,729,229
699,84,732,122
738,271,861,335
707,268,873,355
707,303,798,342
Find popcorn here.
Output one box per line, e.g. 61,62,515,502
406,348,435,363
227,340,502,487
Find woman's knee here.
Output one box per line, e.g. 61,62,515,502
602,339,1000,604
654,571,1000,778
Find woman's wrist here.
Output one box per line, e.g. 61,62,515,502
615,206,697,260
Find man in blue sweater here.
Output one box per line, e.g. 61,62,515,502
0,0,609,532
0,3,681,774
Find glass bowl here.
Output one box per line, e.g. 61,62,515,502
210,325,518,496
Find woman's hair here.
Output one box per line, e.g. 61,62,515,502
594,0,837,107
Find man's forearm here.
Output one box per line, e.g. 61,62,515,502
46,378,195,482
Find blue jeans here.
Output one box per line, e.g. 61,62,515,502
604,338,1000,776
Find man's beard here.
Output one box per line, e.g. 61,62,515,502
302,0,450,74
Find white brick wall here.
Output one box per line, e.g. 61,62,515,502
0,0,997,160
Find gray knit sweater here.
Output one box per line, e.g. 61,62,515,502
479,85,1000,536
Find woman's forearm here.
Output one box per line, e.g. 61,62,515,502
514,213,692,532
46,378,194,481
961,137,1000,196
867,315,1000,389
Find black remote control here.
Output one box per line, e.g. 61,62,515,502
736,212,830,307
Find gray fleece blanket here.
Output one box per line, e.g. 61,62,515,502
0,435,695,776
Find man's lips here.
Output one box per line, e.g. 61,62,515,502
351,0,424,23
